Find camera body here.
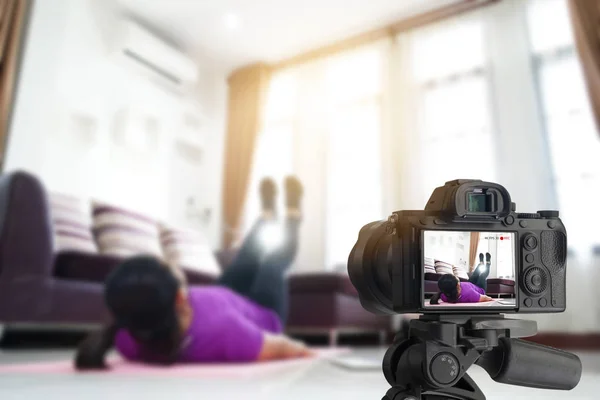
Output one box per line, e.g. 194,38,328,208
348,179,567,315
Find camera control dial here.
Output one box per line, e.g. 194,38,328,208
517,213,540,219
524,267,548,295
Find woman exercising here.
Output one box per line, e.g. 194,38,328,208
430,253,494,304
75,177,312,369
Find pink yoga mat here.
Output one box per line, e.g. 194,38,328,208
0,348,350,378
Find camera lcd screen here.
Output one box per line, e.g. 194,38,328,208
423,231,517,309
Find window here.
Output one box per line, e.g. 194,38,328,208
324,46,385,268
527,0,600,251
241,0,600,270
402,17,496,205
476,234,515,279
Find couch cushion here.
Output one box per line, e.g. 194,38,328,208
426,272,467,284
92,202,162,258
159,224,221,278
54,251,123,283
49,193,97,254
487,278,516,286
54,251,218,286
424,272,443,281
184,269,218,285
289,273,358,296
424,279,439,294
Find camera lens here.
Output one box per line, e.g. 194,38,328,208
347,220,395,315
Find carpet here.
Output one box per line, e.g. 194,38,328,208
0,348,351,378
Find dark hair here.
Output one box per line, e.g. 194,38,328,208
436,274,460,303
75,256,183,370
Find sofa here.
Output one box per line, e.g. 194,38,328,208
424,273,516,298
0,171,391,345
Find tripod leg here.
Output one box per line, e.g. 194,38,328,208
383,387,421,400
421,373,486,400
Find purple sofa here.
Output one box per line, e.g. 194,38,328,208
0,171,391,345
424,273,516,298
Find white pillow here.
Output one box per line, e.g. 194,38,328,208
92,201,162,258
159,224,221,277
49,193,97,253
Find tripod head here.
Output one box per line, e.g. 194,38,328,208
382,315,582,400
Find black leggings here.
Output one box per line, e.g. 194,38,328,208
217,218,300,323
469,262,490,292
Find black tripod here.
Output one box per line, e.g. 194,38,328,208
382,315,582,400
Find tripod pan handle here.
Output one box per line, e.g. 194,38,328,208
477,337,582,390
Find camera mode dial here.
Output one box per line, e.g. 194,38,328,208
538,210,559,219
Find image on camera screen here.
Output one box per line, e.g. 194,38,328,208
423,231,517,309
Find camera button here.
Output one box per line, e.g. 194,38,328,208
548,220,557,229
539,298,548,307
519,220,528,228
504,215,515,225
523,234,538,251
525,254,534,263
524,298,533,307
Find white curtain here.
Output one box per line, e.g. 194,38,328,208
525,0,600,333
241,72,296,239
393,13,496,208
324,46,385,269
528,0,600,254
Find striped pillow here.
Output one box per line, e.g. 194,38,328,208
453,265,469,280
424,256,436,274
159,224,221,277
48,193,97,253
434,260,454,275
92,202,161,258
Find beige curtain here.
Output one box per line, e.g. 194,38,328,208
568,0,600,136
468,232,480,273
222,63,271,249
0,0,29,170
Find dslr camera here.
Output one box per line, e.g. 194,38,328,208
348,179,567,315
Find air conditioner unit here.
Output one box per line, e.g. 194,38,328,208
112,19,198,93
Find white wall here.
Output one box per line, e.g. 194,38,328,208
4,0,227,248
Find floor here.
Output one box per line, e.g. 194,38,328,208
1,348,599,399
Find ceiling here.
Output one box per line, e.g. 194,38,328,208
117,0,461,72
